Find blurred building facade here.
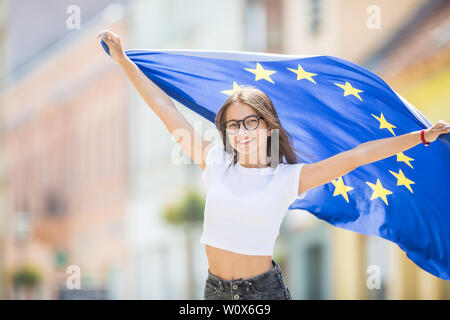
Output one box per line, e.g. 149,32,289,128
125,0,248,299
0,0,8,299
0,0,247,299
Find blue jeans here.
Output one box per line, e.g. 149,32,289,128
203,260,292,300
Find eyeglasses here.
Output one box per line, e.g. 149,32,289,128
223,115,264,135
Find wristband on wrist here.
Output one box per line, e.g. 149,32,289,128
421,129,430,146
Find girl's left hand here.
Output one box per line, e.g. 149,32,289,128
424,120,450,143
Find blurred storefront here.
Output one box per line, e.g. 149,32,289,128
362,0,450,299
0,2,130,299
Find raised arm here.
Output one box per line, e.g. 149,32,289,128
97,29,213,170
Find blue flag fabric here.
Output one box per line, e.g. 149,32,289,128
100,39,449,280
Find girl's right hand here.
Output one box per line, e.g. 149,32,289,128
96,29,126,64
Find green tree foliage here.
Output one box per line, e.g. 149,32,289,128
12,265,42,288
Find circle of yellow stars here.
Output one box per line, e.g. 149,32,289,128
220,61,417,206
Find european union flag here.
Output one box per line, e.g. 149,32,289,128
101,39,449,280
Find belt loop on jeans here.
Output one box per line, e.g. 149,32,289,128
218,280,224,292
245,281,251,293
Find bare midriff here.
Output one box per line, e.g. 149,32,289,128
205,244,273,281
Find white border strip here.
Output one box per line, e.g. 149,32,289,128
393,90,432,128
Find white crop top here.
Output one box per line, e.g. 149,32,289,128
200,143,308,256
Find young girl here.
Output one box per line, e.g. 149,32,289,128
97,30,450,300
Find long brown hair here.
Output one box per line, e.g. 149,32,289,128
215,86,301,167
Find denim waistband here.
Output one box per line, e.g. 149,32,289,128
207,259,281,286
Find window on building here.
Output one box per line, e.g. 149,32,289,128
54,250,68,270
14,208,32,243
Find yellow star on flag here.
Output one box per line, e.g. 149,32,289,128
396,152,414,169
334,81,364,101
221,81,242,96
330,177,354,203
371,113,397,136
287,64,317,84
245,62,276,84
389,169,415,193
366,179,393,205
